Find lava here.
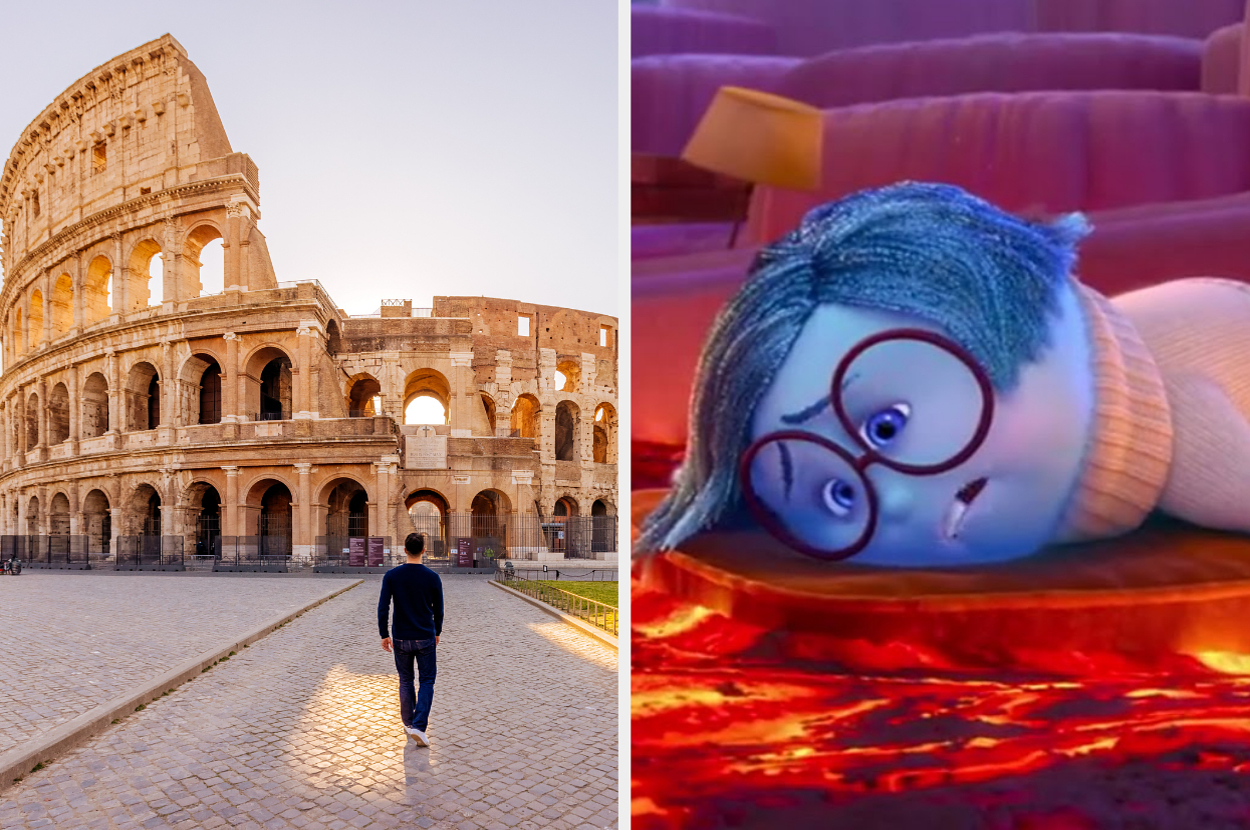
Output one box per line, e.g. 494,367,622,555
631,443,1250,828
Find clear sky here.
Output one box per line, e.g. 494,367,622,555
0,0,620,317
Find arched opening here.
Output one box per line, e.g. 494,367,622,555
246,348,293,421
257,482,293,557
26,495,40,536
406,489,450,560
554,496,580,517
324,478,369,540
49,492,70,536
510,394,539,438
48,382,69,444
83,489,111,556
83,255,113,325
555,359,581,393
470,489,510,541
181,354,222,425
346,374,382,417
127,484,162,537
184,224,225,297
25,393,39,449
128,238,163,309
51,273,73,337
81,372,109,438
125,362,160,431
480,393,497,433
28,290,43,349
555,400,579,461
592,498,615,552
403,368,451,425
593,402,616,464
184,483,221,557
325,319,341,353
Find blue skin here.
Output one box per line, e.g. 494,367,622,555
748,281,1098,566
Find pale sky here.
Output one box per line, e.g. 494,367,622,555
0,0,619,317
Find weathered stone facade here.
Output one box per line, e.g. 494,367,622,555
0,35,618,562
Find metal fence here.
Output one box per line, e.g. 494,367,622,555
494,567,618,636
7,535,95,568
114,536,186,571
211,536,293,571
421,514,618,562
312,536,396,570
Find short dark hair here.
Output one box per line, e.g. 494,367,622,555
404,533,426,556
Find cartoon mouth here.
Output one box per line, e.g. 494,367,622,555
942,477,988,540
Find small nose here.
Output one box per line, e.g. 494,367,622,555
870,470,915,522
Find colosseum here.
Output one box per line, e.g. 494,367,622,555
0,35,618,569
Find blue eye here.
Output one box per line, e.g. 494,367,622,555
821,478,857,517
861,404,911,448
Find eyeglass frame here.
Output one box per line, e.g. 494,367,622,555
737,328,996,561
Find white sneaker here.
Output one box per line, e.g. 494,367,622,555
404,726,429,746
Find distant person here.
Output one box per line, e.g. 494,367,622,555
378,533,444,746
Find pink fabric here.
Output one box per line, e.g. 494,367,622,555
633,195,1250,445
632,6,777,58
1202,23,1243,93
1033,0,1243,39
782,33,1201,110
632,55,800,155
751,92,1250,244
664,0,1032,56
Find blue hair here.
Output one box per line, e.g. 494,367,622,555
637,182,1090,553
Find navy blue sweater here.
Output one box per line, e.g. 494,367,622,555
377,563,444,641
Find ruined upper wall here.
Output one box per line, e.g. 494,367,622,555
0,34,241,273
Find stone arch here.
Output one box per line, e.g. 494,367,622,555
244,477,293,556
182,480,222,556
403,367,451,425
124,482,163,536
555,399,580,461
48,382,70,444
325,319,341,353
25,391,39,448
553,495,580,517
510,393,540,438
480,392,497,433
183,222,225,297
26,493,40,535
125,361,161,431
470,488,511,541
345,373,382,417
179,352,223,425
49,491,71,536
406,488,450,557
127,237,164,309
51,273,73,336
82,488,111,554
555,358,581,393
83,255,113,325
321,476,371,539
81,372,109,438
28,289,43,349
244,344,294,421
592,498,615,516
593,401,617,464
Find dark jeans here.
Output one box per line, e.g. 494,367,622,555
393,638,437,731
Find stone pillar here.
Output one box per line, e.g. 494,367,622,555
36,378,47,449
159,341,174,441
67,364,79,456
41,271,52,346
162,217,180,303
73,249,86,330
374,458,396,541
452,474,472,515
224,201,252,291
495,350,513,437
111,232,127,318
294,462,312,561
449,351,474,437
223,332,240,437
109,507,122,556
222,465,240,536
106,350,120,437
69,481,80,535
294,325,317,419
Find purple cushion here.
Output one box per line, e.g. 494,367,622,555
632,6,777,58
1033,0,1243,39
1202,22,1243,93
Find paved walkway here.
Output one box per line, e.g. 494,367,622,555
0,574,359,756
0,576,618,829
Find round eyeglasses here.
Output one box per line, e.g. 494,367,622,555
739,329,994,561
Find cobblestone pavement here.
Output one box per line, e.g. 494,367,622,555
0,574,358,755
0,576,619,829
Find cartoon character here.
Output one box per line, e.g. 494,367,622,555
637,181,1250,567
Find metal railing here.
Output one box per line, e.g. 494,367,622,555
212,535,293,570
114,535,185,570
494,568,617,636
312,536,396,569
7,535,96,568
409,514,618,562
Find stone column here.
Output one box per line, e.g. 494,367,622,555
72,249,86,331
294,462,312,562
162,217,180,303
224,201,252,291
109,507,122,556
41,271,52,346
374,458,395,542
294,325,317,419
223,332,240,437
67,364,79,455
222,465,240,537
158,340,174,442
495,350,513,437
36,378,47,449
106,350,120,437
69,481,80,535
449,351,474,437
111,232,127,318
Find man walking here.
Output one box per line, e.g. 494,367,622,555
379,533,444,746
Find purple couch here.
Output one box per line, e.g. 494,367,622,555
1204,22,1245,92
632,6,777,58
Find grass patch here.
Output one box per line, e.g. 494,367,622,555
111,719,119,724
524,580,619,633
534,581,619,607
135,704,145,712
30,762,45,773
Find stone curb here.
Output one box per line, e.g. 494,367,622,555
0,579,363,793
489,579,619,652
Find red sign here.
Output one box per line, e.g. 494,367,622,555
367,537,384,567
348,537,366,567
457,538,472,568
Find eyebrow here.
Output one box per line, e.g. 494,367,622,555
779,373,859,424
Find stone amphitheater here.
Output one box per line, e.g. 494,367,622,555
0,35,618,567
